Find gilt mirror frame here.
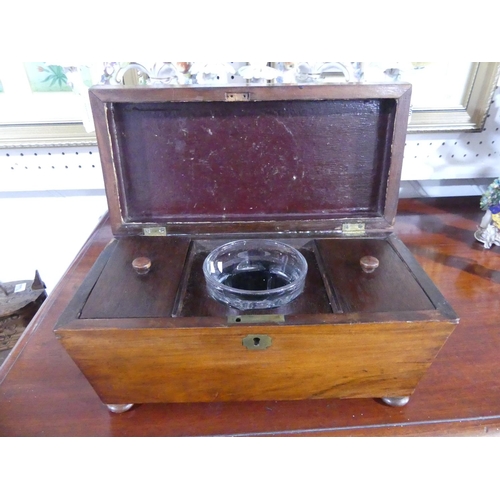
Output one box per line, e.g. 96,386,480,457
0,62,498,148
0,123,95,148
406,62,500,133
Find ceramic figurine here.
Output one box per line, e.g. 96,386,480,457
271,62,296,83
293,62,353,83
189,62,235,84
237,62,280,83
114,62,182,85
173,62,193,84
99,63,121,84
475,178,500,249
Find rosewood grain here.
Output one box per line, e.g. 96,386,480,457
316,237,434,313
80,237,191,319
53,83,459,410
58,320,455,404
56,231,457,406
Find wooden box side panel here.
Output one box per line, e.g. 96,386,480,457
58,321,456,404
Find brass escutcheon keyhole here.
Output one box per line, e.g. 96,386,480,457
242,334,272,350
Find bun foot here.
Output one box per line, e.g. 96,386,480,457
106,403,134,413
381,396,410,407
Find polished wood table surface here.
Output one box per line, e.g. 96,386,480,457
1,196,500,437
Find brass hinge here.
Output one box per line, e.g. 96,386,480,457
143,227,167,236
342,222,366,235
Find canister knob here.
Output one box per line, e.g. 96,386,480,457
132,257,152,275
360,255,379,273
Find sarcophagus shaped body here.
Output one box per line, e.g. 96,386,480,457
55,83,458,409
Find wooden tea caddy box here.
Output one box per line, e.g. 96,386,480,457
55,83,459,413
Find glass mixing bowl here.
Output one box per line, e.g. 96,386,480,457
203,239,308,310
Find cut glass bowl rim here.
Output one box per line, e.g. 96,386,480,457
202,239,308,296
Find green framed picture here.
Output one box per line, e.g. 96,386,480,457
23,63,93,92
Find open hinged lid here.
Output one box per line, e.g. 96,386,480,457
89,83,412,237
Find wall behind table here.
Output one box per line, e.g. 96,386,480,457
402,83,500,181
2,85,499,188
0,146,107,293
